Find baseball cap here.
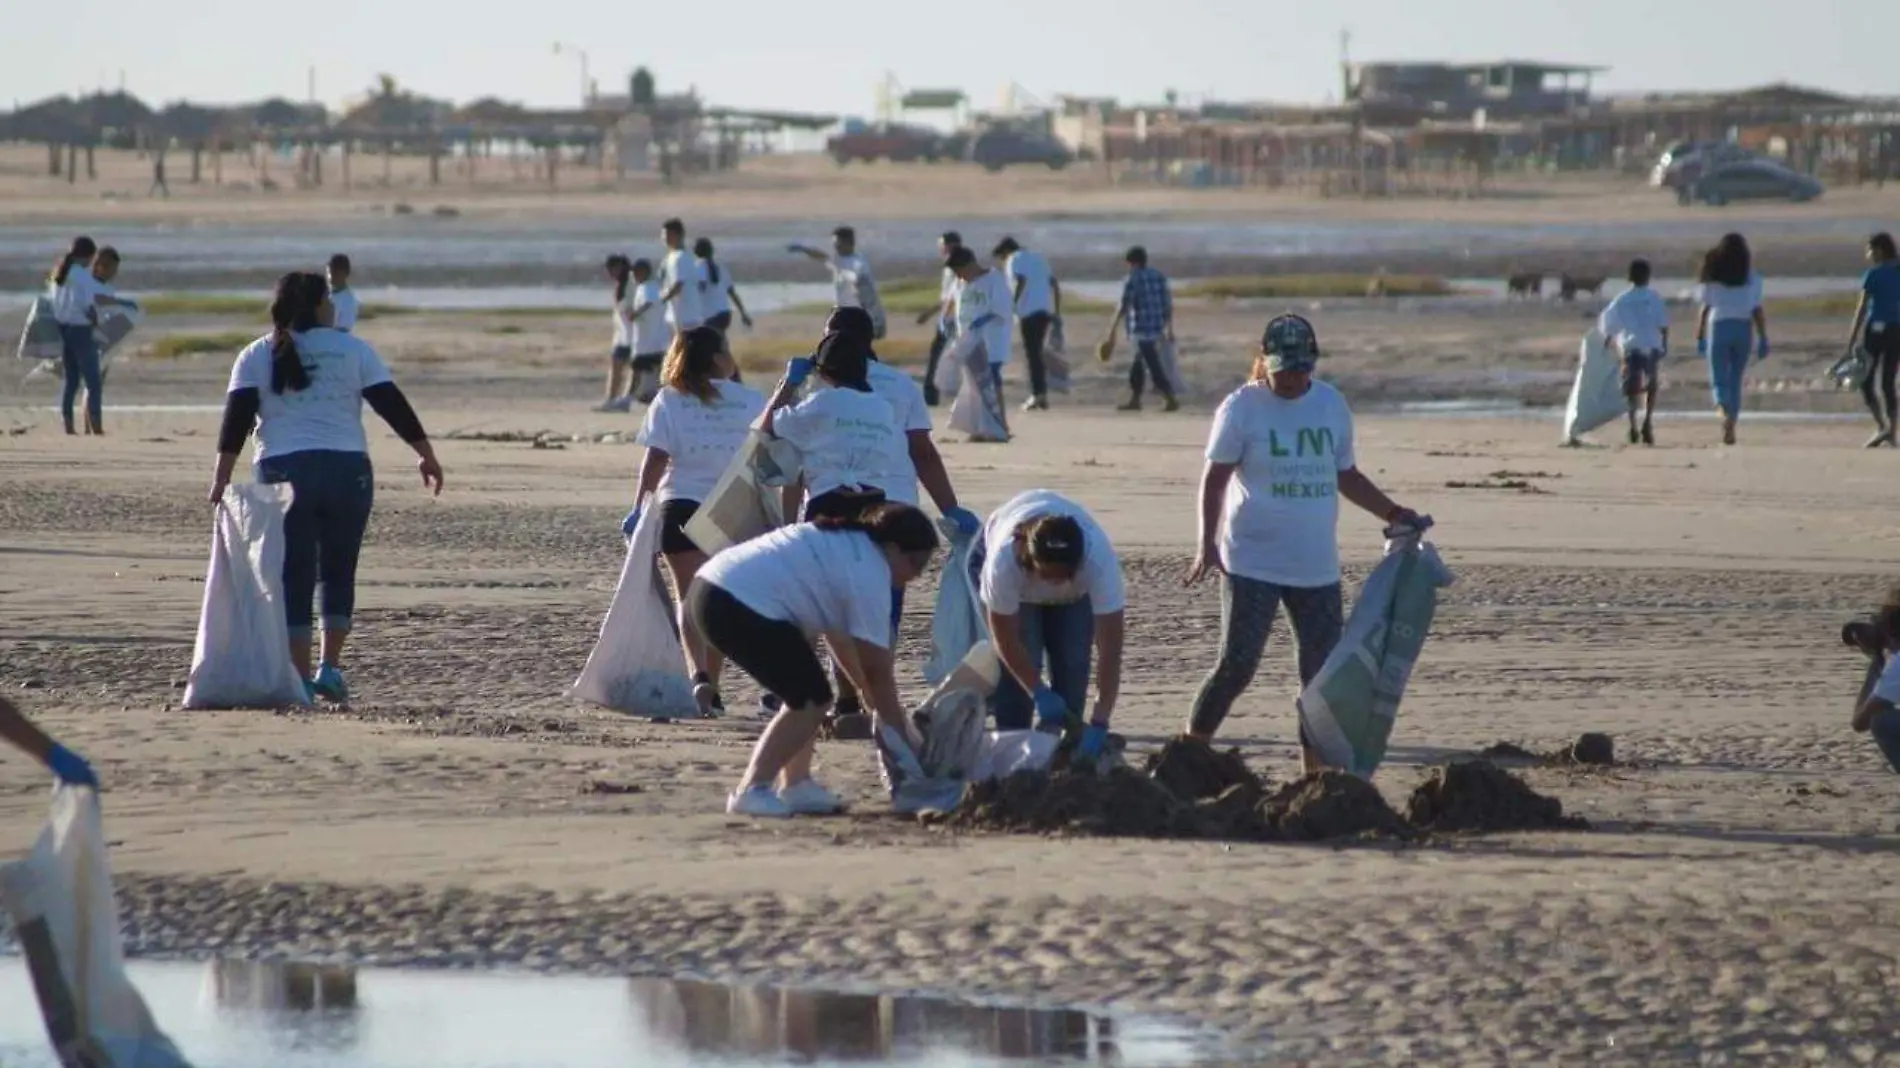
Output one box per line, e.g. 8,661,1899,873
1261,314,1320,372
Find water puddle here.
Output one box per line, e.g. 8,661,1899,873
0,960,1222,1067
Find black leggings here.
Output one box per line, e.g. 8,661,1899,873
687,581,833,710
1862,328,1900,425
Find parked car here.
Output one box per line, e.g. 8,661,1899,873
1679,160,1824,206
826,123,955,165
968,127,1073,172
1651,140,1755,189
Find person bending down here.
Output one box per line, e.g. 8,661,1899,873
1845,584,1900,770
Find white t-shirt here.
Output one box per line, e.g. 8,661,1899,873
330,288,361,333
1873,656,1900,705
1598,285,1669,354
865,360,931,506
1697,271,1764,323
610,284,638,349
828,253,874,309
954,268,1014,366
1205,380,1357,588
660,248,704,329
979,489,1126,616
629,279,665,355
636,380,766,504
698,259,733,318
51,264,104,326
227,328,394,462
772,385,908,501
698,523,896,647
1005,249,1056,318
937,267,962,331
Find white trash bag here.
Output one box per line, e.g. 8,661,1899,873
570,507,700,719
1562,329,1624,445
15,296,63,362
0,787,194,1068
945,334,1009,442
683,430,800,557
890,641,1057,813
924,530,986,686
183,483,309,710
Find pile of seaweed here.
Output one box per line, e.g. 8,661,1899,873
941,737,1586,842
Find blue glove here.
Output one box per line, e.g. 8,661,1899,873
1076,723,1109,762
944,506,980,538
621,505,642,537
1032,685,1069,731
46,744,97,788
1757,337,1771,361
1696,336,1708,357
785,357,815,387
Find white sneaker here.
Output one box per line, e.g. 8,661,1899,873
609,395,635,412
778,779,845,815
725,785,792,818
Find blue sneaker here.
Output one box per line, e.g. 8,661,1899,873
311,664,350,704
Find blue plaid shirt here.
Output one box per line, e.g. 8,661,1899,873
1120,267,1173,341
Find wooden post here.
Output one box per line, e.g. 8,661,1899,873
48,141,61,176
341,140,352,190
547,144,559,188
67,143,78,184
312,143,323,186
213,138,224,185
86,144,96,179
382,139,392,183
191,143,203,184
429,137,441,185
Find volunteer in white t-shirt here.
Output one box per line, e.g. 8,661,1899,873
658,217,705,341
790,225,886,339
974,489,1127,764
210,271,445,706
597,254,639,412
763,332,910,524
993,236,1062,412
624,325,767,714
1183,314,1420,773
49,236,137,436
944,246,1015,440
915,231,964,407
626,258,667,404
1845,585,1900,773
692,237,753,341
687,504,940,817
1596,257,1670,445
1693,232,1769,445
327,253,361,333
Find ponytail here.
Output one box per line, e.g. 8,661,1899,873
267,271,328,394
606,254,630,303
663,325,725,404
707,257,721,286
693,238,719,285
813,502,940,555
51,236,98,286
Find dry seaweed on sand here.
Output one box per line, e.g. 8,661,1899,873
1261,771,1409,841
1144,737,1262,802
1479,732,1617,768
1406,760,1588,833
946,768,1203,839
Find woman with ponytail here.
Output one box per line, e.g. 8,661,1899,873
692,237,753,340
625,324,766,711
209,271,446,704
687,502,939,817
48,235,135,435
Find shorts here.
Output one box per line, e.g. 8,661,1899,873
687,580,834,710
1622,350,1661,395
704,311,733,334
610,345,632,364
802,486,887,522
658,498,701,555
632,351,665,372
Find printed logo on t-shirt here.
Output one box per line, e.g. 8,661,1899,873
1265,426,1339,500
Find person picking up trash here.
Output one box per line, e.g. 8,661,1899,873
0,694,97,787
1182,314,1421,774
972,489,1126,764
1843,583,1900,772
1597,258,1670,446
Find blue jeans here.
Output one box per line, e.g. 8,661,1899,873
970,535,1094,728
256,451,375,639
58,323,102,431
1707,319,1753,419
1872,707,1900,773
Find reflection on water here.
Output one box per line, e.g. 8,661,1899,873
0,959,1219,1067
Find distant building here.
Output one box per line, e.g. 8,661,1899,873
1346,60,1603,119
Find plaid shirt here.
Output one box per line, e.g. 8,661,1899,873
1120,267,1173,341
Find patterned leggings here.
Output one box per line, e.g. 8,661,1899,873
1188,574,1344,738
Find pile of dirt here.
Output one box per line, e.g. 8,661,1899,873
946,768,1204,838
1569,732,1615,766
1406,760,1588,832
1144,737,1261,802
1479,732,1618,768
1263,771,1408,841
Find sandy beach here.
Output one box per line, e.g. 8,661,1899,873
6,161,1900,1064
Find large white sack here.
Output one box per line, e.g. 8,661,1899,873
15,296,62,361
682,430,799,556
892,641,1059,812
1562,329,1623,444
183,483,309,710
945,334,1009,442
570,507,700,719
1296,532,1455,779
924,531,986,686
0,787,193,1068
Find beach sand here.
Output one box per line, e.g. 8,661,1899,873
5,161,1900,1064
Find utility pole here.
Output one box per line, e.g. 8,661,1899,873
553,43,590,107
1339,28,1353,102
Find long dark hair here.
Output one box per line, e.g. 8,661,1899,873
812,502,941,556
663,325,725,403
52,236,97,285
1700,232,1752,288
268,272,329,394
605,254,631,303
693,237,720,285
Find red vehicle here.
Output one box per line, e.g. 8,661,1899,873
826,123,953,164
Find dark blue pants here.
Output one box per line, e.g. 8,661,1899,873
256,451,375,639
969,537,1094,728
58,323,101,431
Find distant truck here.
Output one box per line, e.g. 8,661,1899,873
826,123,955,164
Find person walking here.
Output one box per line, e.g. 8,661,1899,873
692,237,754,344
790,226,886,339
687,503,939,817
945,246,1014,439
1101,246,1178,412
914,231,963,406
49,237,137,436
1848,232,1900,447
1181,314,1421,774
992,237,1062,412
1694,233,1769,445
658,218,705,347
209,272,445,704
596,254,645,412
327,254,361,333
626,258,667,404
625,325,767,715
1597,258,1670,446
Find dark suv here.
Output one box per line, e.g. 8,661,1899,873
968,127,1074,172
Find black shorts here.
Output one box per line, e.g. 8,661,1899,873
658,498,701,555
632,351,665,372
802,486,887,522
687,580,833,710
610,345,632,364
704,310,734,334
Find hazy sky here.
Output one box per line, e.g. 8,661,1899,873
7,0,1892,116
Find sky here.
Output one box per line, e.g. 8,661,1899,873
6,0,1894,117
